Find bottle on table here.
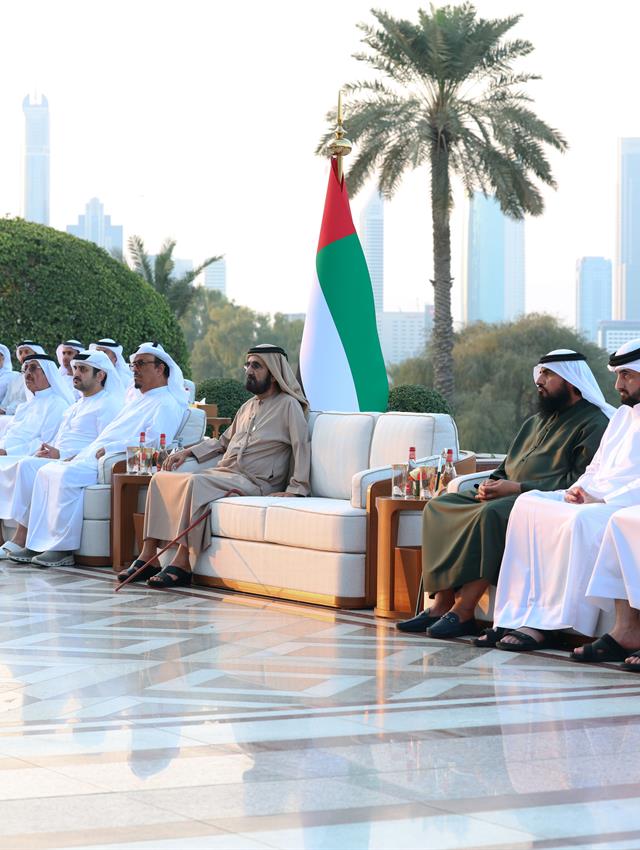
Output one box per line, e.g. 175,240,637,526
406,446,417,497
438,448,457,493
138,430,150,475
154,433,168,472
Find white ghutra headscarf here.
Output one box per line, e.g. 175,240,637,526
608,338,640,375
71,349,124,400
22,354,76,405
16,340,46,360
129,342,188,406
56,339,84,374
534,349,616,419
89,339,132,390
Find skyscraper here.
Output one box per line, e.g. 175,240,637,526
615,138,640,320
359,191,384,322
576,257,612,343
22,94,50,225
204,258,226,294
463,192,525,324
67,197,123,254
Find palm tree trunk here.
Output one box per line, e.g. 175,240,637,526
430,141,455,402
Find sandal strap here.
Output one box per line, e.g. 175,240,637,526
578,633,626,662
161,565,191,579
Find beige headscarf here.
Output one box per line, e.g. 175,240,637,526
248,344,309,417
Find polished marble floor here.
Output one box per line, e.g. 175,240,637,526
0,565,639,850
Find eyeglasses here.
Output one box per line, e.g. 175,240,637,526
21,363,43,375
243,360,266,372
129,359,158,370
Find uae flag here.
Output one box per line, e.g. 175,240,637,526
300,159,388,411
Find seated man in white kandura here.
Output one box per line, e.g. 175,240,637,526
0,341,47,438
0,353,74,459
0,350,122,560
9,343,186,569
571,350,640,666
120,344,311,589
489,338,640,652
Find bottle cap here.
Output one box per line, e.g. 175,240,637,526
446,448,453,460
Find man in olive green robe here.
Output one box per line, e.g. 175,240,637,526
398,350,614,638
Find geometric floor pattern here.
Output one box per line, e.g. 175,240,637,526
1,565,640,849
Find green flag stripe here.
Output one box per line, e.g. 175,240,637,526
316,233,388,411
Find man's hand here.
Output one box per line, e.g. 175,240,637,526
35,443,60,459
0,449,6,457
0,409,5,415
476,479,521,501
95,447,106,459
163,448,193,471
564,486,603,505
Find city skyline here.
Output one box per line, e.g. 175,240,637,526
66,196,122,254
2,1,640,329
22,92,49,225
463,192,525,325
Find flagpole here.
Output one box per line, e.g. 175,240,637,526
328,90,352,183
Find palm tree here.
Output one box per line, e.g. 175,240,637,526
317,4,567,401
128,235,222,320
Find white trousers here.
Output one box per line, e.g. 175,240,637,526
26,459,98,552
9,457,56,527
494,490,619,636
586,506,640,612
0,455,23,519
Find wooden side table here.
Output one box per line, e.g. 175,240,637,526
374,496,427,619
111,472,152,572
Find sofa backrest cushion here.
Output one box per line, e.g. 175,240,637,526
175,407,206,447
369,412,459,468
311,413,377,499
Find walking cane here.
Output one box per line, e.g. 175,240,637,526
114,488,244,592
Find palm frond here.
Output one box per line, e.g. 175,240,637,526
127,235,153,283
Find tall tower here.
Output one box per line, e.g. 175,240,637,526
204,258,226,294
463,192,525,324
359,191,384,324
576,257,612,342
67,198,123,254
22,94,50,225
615,138,640,320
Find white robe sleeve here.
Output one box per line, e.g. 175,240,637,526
2,396,67,455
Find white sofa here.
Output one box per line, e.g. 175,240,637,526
0,407,207,566
188,410,469,608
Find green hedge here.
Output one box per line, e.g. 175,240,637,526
196,378,250,418
0,219,189,373
387,384,452,414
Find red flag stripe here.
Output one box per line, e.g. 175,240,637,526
316,159,356,253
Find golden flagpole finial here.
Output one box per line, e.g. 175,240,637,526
327,90,352,182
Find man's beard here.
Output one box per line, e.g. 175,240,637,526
246,374,272,395
537,383,573,414
620,388,640,407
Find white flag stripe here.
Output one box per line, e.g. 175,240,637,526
299,272,359,411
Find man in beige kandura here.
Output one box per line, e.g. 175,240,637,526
118,344,311,588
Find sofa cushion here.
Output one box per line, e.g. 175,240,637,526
83,485,111,521
210,496,271,543
310,413,377,499
369,412,459,469
176,407,206,447
264,498,366,553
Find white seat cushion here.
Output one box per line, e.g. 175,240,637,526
310,413,377,499
209,496,285,543
83,485,111,521
265,498,366,553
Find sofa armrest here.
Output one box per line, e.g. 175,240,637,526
447,470,491,495
351,454,442,509
98,452,126,484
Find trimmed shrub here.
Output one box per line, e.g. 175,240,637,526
387,384,452,415
0,219,189,373
196,377,250,418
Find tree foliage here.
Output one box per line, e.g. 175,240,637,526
181,288,304,383
387,384,451,414
318,4,567,400
128,235,221,319
195,378,251,419
0,219,189,371
391,314,617,453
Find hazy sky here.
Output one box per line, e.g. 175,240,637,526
2,0,639,327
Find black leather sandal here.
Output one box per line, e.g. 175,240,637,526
496,629,553,652
117,560,160,583
147,565,192,588
571,633,632,663
473,627,508,648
